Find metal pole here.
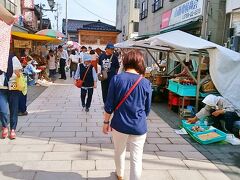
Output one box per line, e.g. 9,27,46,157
40,3,43,30
65,0,68,40
145,48,162,70
56,3,59,31
195,52,202,111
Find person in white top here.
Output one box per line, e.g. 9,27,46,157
47,49,57,82
89,50,99,73
69,49,80,78
1,54,22,139
58,45,68,80
79,46,87,63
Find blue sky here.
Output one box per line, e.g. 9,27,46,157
35,0,117,31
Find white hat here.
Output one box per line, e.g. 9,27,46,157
202,94,220,106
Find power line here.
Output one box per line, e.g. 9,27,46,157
73,0,115,24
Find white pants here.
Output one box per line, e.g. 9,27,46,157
112,129,146,180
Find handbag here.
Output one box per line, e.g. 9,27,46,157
98,54,113,81
74,65,91,88
115,76,143,111
8,73,27,94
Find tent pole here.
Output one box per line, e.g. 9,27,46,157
195,52,202,112
167,62,181,76
145,48,162,70
172,51,197,83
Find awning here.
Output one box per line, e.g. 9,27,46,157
11,31,62,44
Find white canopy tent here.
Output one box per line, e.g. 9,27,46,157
115,30,240,111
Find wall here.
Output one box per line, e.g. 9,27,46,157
226,0,240,13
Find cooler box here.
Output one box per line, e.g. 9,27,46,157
177,83,197,96
168,80,178,93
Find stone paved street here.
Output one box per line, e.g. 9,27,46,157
0,79,231,180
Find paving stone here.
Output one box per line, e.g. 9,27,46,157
49,137,86,144
183,160,219,170
76,131,93,137
100,144,115,151
0,145,13,152
20,132,41,137
96,160,130,170
181,152,208,161
143,159,188,170
0,171,35,180
29,122,61,127
169,170,205,180
11,144,53,152
72,160,95,170
27,118,58,123
200,169,230,180
35,171,87,180
87,170,117,180
146,138,171,144
148,123,170,128
53,144,80,152
146,132,160,138
61,123,83,127
156,152,186,160
57,119,86,123
87,137,112,144
159,127,176,133
141,170,173,180
87,126,102,132
0,152,43,161
40,132,75,138
19,127,54,132
54,127,86,132
93,131,112,138
168,138,189,144
80,144,101,151
88,151,115,160
23,161,71,171
143,144,159,152
42,152,87,160
158,132,181,138
82,122,98,127
157,144,197,152
0,162,23,172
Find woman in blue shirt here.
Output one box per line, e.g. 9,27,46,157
103,49,152,180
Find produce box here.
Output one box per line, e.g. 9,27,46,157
167,80,178,93
177,83,197,96
181,120,226,144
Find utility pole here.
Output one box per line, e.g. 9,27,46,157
55,3,59,31
65,0,68,40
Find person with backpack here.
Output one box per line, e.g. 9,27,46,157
1,54,22,139
102,49,152,180
74,54,97,112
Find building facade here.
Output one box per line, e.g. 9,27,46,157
116,0,140,42
139,0,226,45
226,0,240,51
63,19,121,49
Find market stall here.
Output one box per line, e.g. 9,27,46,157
115,30,240,115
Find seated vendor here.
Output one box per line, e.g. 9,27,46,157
187,94,240,133
24,60,41,86
174,61,193,77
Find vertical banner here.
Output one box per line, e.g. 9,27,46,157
0,20,12,72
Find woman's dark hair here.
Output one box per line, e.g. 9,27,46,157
71,49,76,55
58,45,63,49
122,49,146,75
49,49,54,53
90,50,95,55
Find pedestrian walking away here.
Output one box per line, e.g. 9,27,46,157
69,49,80,78
102,49,152,180
47,49,57,82
58,45,68,80
98,43,120,103
75,54,97,112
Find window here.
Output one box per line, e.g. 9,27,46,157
133,22,139,32
134,0,140,8
140,1,148,20
152,0,163,13
1,0,17,14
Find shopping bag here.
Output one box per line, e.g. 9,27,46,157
98,69,108,81
9,74,27,95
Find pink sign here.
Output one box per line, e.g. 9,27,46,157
161,10,172,29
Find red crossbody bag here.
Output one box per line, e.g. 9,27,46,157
74,65,91,88
115,76,143,111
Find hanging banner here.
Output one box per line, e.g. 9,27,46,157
14,40,32,48
0,20,12,72
161,0,204,29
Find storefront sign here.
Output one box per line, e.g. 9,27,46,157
161,0,204,29
14,40,32,49
161,10,172,29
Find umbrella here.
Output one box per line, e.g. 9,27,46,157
36,29,65,38
66,41,81,49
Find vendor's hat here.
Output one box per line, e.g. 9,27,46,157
105,43,115,49
32,60,38,65
83,54,92,62
202,94,220,106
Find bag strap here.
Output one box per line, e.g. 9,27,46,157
115,76,143,111
82,65,91,82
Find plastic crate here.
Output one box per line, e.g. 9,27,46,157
192,129,227,145
177,83,196,96
167,80,178,93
